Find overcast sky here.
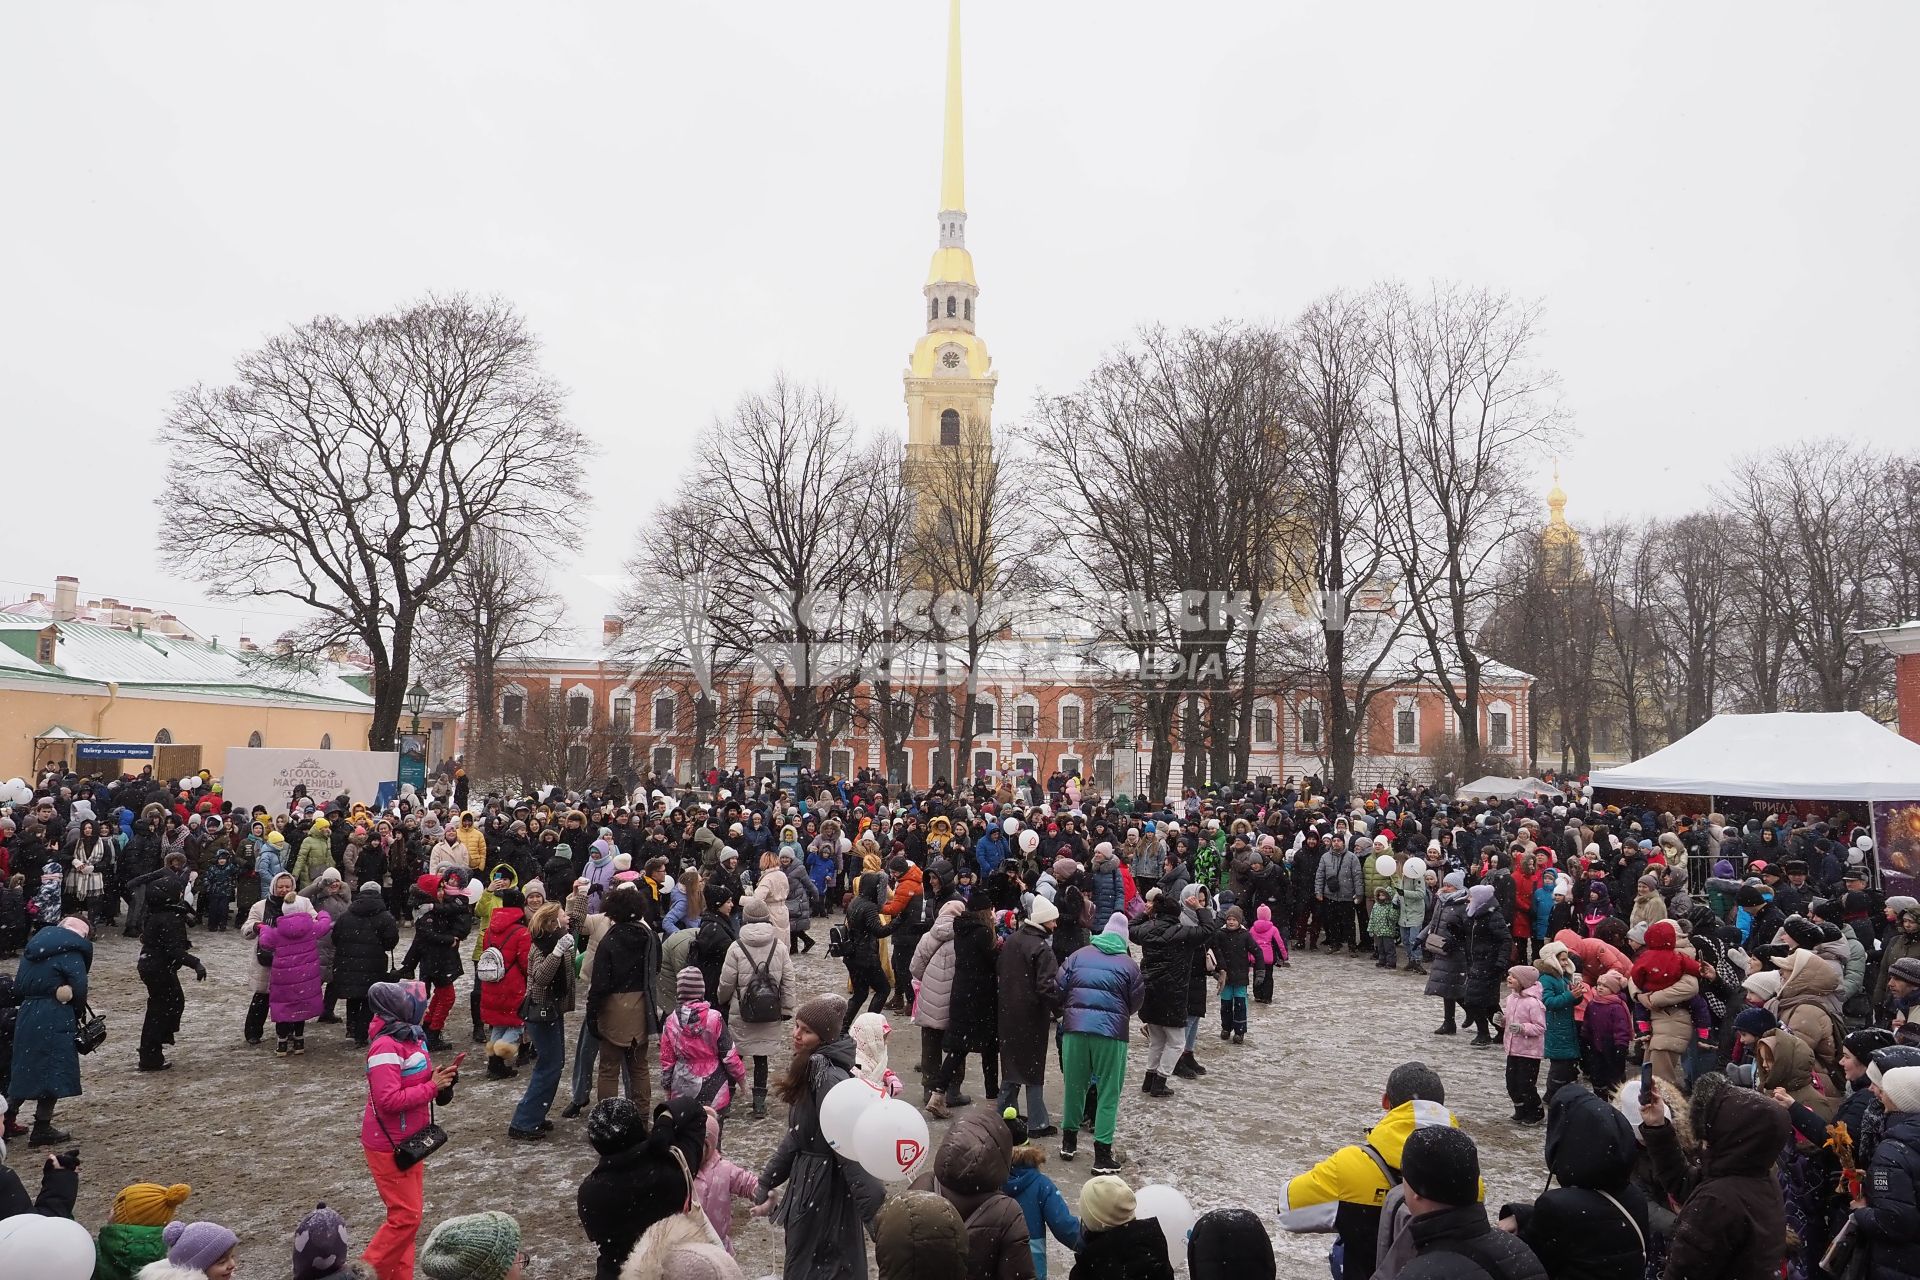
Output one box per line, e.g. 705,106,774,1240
4,2,1915,643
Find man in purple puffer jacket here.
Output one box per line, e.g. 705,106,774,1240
1056,911,1144,1176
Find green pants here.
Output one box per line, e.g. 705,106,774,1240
1060,1031,1128,1144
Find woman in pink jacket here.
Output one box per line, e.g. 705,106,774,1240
361,981,457,1280
258,893,334,1056
660,966,745,1112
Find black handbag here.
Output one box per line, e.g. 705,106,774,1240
74,1004,107,1055
370,1086,448,1170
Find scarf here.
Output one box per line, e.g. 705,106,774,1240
367,980,428,1043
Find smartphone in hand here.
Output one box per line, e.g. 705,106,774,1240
1640,1060,1655,1098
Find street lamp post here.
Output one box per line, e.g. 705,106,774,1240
407,680,428,735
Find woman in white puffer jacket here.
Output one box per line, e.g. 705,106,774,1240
908,899,966,1101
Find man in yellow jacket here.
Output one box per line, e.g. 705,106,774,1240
1280,1061,1461,1280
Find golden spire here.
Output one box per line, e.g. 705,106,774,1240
941,0,965,214
1546,457,1568,524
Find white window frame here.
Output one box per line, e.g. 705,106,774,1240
650,693,675,733
565,682,594,730
1058,694,1084,741
972,695,998,736
1252,698,1276,746
1393,696,1420,753
830,748,855,778
1013,695,1038,738
612,694,635,733
1296,698,1323,752
650,745,676,779
1012,753,1038,776
1487,700,1514,753
1059,754,1083,778
500,684,527,729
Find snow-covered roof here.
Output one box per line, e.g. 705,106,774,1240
0,612,373,710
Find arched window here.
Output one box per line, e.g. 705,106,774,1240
1487,700,1514,752
247,731,263,748
1296,699,1323,751
940,408,960,446
946,295,956,318
929,297,938,320
153,728,172,744
652,694,675,732
963,298,972,321
1058,695,1084,740
319,733,332,750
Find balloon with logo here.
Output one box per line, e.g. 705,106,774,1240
0,1214,95,1280
819,1075,884,1154
1019,829,1040,854
1857,834,1873,851
852,1096,932,1182
1132,1184,1196,1251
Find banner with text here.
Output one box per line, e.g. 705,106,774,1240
219,748,399,815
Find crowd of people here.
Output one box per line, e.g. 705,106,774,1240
0,759,1917,1280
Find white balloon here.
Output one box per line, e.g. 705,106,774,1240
1003,817,1020,835
0,1214,95,1280
819,1076,884,1154
1402,857,1428,879
838,836,852,856
852,1096,932,1183
1856,834,1873,851
1019,829,1040,854
1374,854,1397,878
2,779,21,791
1132,1184,1196,1250
179,777,198,791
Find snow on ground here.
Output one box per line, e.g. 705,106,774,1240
48,921,1546,1277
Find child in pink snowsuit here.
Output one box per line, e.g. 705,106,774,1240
1250,904,1288,1003
660,966,745,1111
694,1107,760,1254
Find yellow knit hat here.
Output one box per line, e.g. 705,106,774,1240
111,1182,192,1226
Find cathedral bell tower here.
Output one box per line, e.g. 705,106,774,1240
905,0,996,467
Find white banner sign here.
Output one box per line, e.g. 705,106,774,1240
219,748,400,814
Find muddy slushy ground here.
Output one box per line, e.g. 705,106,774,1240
37,920,1545,1277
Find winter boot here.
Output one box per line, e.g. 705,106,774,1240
487,1054,513,1080
1232,1032,1245,1046
1139,1072,1156,1095
925,1092,950,1119
561,1101,586,1120
275,1036,291,1057
426,1030,452,1053
1092,1142,1121,1175
137,1056,172,1072
28,1123,72,1148
1434,1021,1458,1036
1145,1071,1174,1098
1171,1053,1201,1081
1184,1050,1208,1077
292,1035,306,1056
751,1090,768,1119
1404,960,1427,975
1059,1129,1078,1161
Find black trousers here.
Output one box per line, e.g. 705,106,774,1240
933,1046,998,1099
138,962,184,1065
844,964,890,1030
1505,1055,1542,1118
245,992,271,1044
1544,1057,1580,1108
346,996,372,1045
1322,900,1354,950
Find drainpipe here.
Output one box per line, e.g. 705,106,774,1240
94,681,119,739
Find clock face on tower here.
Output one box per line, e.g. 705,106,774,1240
941,349,962,370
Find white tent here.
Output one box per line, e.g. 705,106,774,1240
1589,712,1920,802
1457,775,1558,800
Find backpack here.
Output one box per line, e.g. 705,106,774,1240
476,945,506,983
828,924,849,958
740,946,782,1022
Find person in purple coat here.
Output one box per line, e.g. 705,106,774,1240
259,891,334,1058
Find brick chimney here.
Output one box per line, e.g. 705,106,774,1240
1862,621,1920,744
603,614,624,644
53,575,79,621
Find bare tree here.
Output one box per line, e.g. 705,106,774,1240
416,530,562,777
1645,514,1730,738
1369,281,1565,772
159,294,591,748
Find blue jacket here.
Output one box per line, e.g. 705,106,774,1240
805,850,835,895
976,830,1010,876
1089,856,1124,923
1057,941,1144,1041
662,886,694,934
1539,971,1581,1061
1006,1164,1081,1278
1531,885,1557,941
11,925,92,1101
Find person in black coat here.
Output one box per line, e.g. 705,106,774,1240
842,871,895,1030
1399,1127,1547,1280
135,873,205,1071
1131,894,1207,1096
927,899,1000,1116
575,1096,704,1280
689,889,737,1004
1208,907,1258,1043
0,1144,77,1220
118,816,164,937
1460,886,1510,1046
1499,1084,1649,1280
400,875,472,1051
332,884,400,1046
1291,831,1325,949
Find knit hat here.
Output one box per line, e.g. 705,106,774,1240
1844,1028,1895,1067
1888,895,1920,913
358,880,383,895
1782,915,1823,949
319,866,343,883
1052,857,1077,881
1889,957,1920,988
164,1220,239,1271
1466,884,1495,915
1736,884,1769,909
292,1203,351,1280
1399,1126,1480,1206
1442,870,1465,890
659,1241,746,1280
281,895,316,916
1079,1175,1137,1231
741,895,770,924
1644,920,1677,950
1879,1066,1920,1114
419,1211,521,1280
795,992,847,1040
1731,1007,1778,1037
1508,965,1540,989
1102,911,1131,937
111,1181,192,1226
1189,1207,1277,1280
612,853,633,871
523,879,545,899
1026,895,1059,927
58,915,91,937
676,966,707,1002
587,1097,647,1155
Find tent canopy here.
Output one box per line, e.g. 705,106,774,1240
1457,775,1557,800
1590,712,1920,802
